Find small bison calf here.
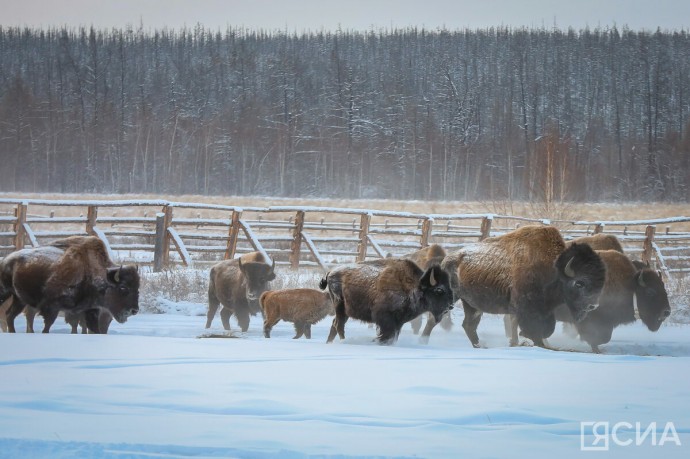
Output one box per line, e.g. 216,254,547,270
260,288,334,339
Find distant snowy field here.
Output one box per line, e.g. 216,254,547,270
1,305,689,458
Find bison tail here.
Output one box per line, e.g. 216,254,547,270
319,273,329,290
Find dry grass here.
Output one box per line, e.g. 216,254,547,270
2,191,690,222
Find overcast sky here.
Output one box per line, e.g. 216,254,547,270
1,0,689,32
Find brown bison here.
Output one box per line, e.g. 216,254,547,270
260,288,334,339
206,251,276,331
555,249,671,352
403,244,454,334
567,233,624,253
424,225,606,348
321,259,454,344
0,236,139,333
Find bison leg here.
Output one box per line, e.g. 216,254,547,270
504,314,519,346
327,310,348,343
84,309,102,334
6,296,26,333
420,313,438,341
99,312,113,334
206,288,221,329
263,316,280,338
439,313,454,332
40,308,59,334
304,324,312,339
377,322,401,345
65,311,80,334
235,309,251,332
219,306,233,331
410,314,423,334
25,306,38,333
461,301,483,348
293,322,305,339
577,320,613,353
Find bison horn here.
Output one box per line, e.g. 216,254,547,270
429,268,437,287
270,258,276,272
564,257,576,278
638,271,646,288
114,266,122,283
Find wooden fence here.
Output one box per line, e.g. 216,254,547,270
1,198,689,278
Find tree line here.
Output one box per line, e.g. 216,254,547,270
1,25,689,202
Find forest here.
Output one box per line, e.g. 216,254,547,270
0,25,689,202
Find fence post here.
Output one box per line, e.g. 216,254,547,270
225,209,242,260
290,210,305,269
357,213,371,262
479,216,493,240
14,202,27,250
152,205,173,269
593,223,604,234
153,213,166,272
86,205,98,235
642,225,656,267
420,218,433,247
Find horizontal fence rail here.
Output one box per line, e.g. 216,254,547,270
1,198,689,279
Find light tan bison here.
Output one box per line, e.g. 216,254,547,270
260,288,334,339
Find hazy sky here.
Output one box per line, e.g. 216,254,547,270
1,0,689,32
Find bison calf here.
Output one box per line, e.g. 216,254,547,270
260,288,334,339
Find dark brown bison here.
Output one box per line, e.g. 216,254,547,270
260,288,334,339
321,259,454,344
403,244,454,334
206,251,276,331
555,249,671,352
424,225,606,348
0,236,139,333
567,233,624,253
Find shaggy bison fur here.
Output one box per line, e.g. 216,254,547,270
425,226,606,348
321,259,454,344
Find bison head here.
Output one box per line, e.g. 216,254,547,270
556,243,606,322
239,258,276,312
103,265,140,323
419,264,454,323
633,269,671,332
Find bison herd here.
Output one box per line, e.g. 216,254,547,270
0,227,673,353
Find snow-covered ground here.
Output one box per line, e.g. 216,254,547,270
1,306,689,459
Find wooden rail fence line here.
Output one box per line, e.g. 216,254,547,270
1,198,689,279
